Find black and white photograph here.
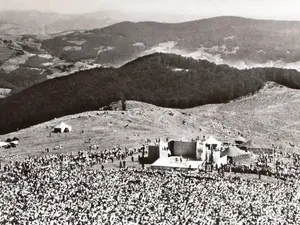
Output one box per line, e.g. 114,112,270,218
1,0,300,224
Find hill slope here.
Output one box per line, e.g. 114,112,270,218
1,83,300,157
42,16,300,69
0,10,198,37
1,53,300,134
3,16,300,95
0,36,103,96
0,10,117,37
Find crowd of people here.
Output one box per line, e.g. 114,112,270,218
1,148,300,224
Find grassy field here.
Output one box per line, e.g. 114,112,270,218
0,82,300,164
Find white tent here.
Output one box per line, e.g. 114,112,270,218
54,122,72,133
0,142,9,147
203,137,222,148
10,140,19,146
226,146,249,157
202,136,222,158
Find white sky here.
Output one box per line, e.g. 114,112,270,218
1,0,300,20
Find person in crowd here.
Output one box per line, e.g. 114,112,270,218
0,147,300,224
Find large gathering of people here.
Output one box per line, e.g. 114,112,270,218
1,147,300,224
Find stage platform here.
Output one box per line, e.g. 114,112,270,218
151,156,204,170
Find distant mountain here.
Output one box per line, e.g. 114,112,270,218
0,36,103,96
0,10,119,37
0,11,64,37
42,16,300,70
0,10,198,38
1,52,300,134
2,15,300,98
0,20,36,38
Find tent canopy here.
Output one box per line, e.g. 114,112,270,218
0,142,9,147
54,122,72,133
204,136,221,145
55,122,67,129
226,146,249,157
238,140,258,149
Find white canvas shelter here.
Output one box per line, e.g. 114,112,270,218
203,136,222,151
200,137,225,165
10,141,19,145
226,146,249,157
0,142,9,147
54,122,72,133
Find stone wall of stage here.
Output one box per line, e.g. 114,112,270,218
148,145,160,163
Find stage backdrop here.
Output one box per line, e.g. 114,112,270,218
169,141,196,159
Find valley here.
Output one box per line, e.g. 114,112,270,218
1,4,300,225
2,16,300,96
1,13,300,157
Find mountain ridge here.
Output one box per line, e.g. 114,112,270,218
41,16,300,70
1,53,300,134
1,82,300,158
2,15,300,99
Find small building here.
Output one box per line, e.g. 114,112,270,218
54,122,72,133
201,136,227,167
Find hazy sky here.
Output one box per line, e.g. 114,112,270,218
1,0,300,20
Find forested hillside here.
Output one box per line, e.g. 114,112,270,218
0,53,300,134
